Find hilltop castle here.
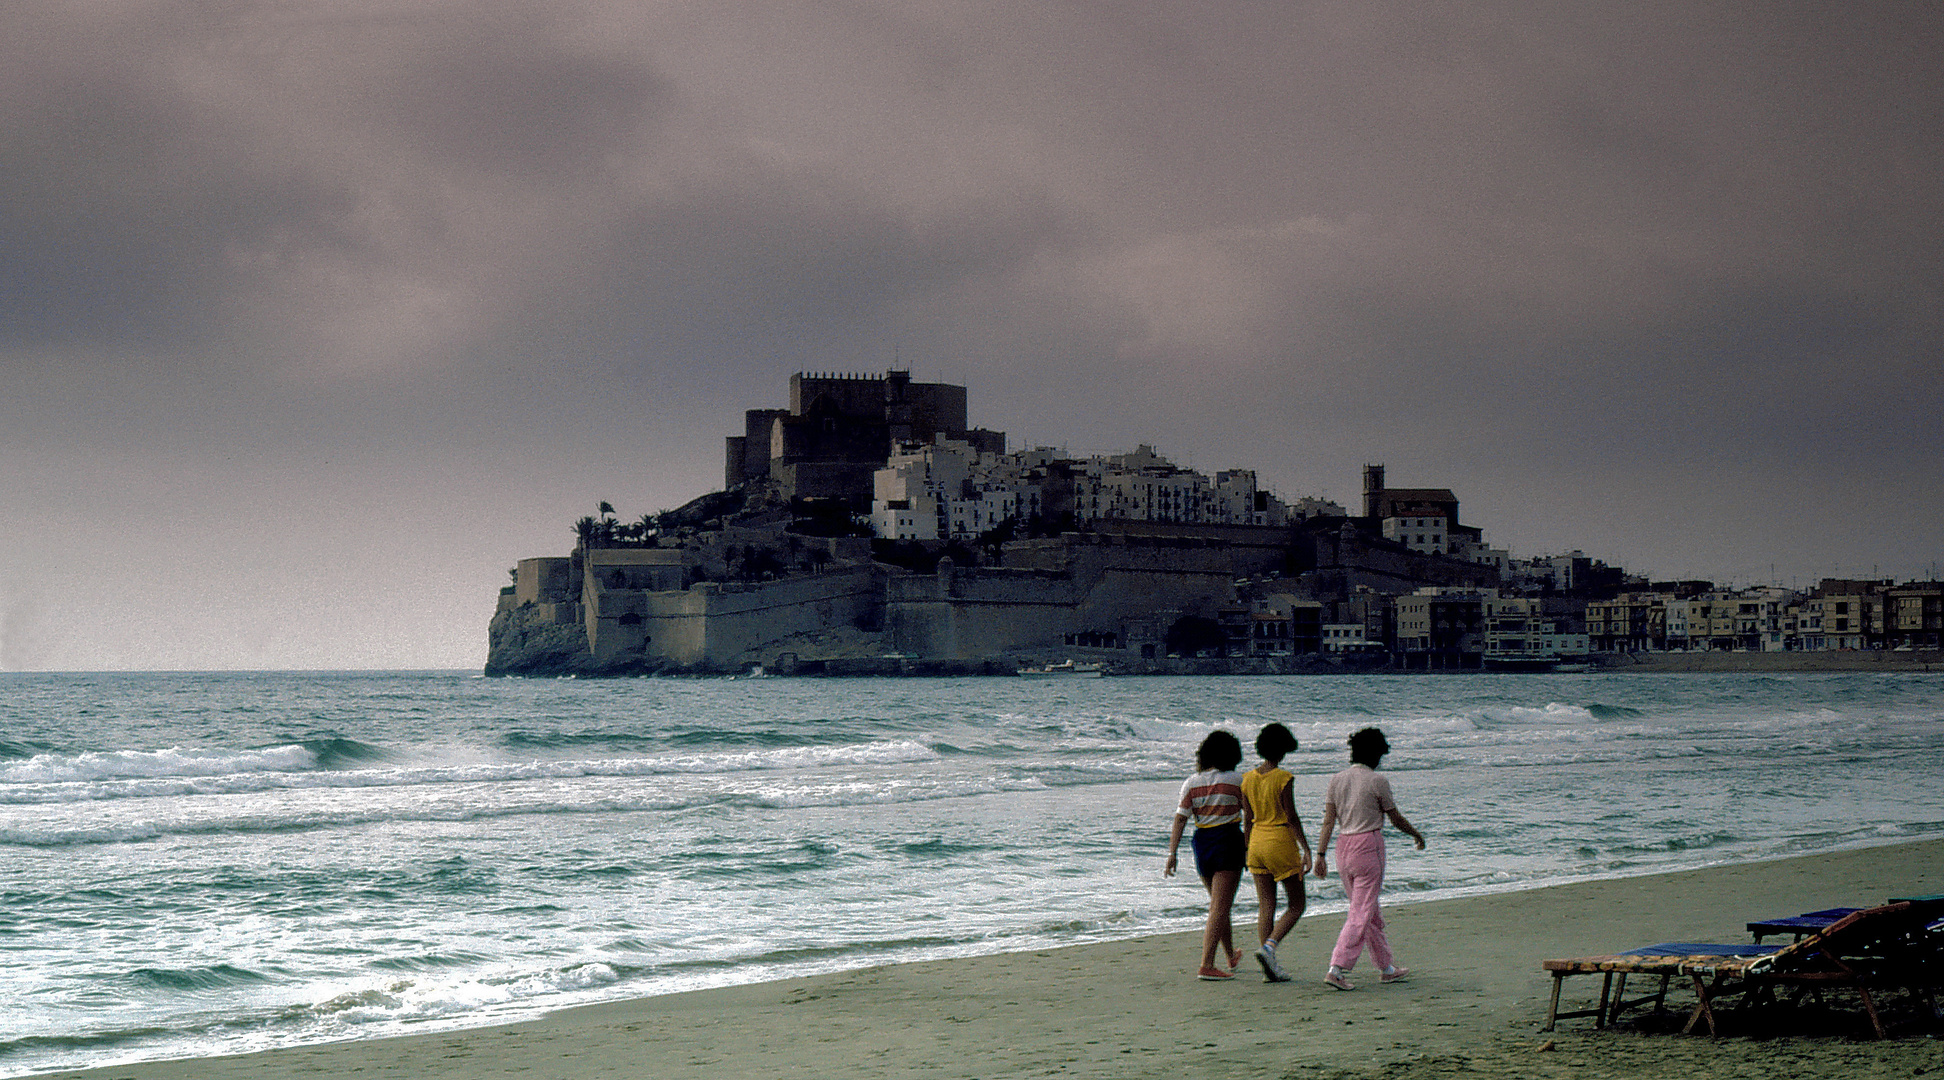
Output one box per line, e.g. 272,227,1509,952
724,371,1005,501
487,371,1516,676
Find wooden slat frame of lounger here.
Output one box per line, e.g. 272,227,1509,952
1542,949,1768,1033
1734,900,1944,1039
1541,966,1676,1031
1545,902,1936,1038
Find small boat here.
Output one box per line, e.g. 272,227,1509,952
1016,660,1105,678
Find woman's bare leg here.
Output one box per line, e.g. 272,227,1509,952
1271,875,1307,944
1200,869,1241,970
1252,872,1279,944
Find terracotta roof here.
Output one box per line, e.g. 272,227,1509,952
1378,488,1458,503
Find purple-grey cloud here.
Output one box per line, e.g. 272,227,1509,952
2,0,1940,668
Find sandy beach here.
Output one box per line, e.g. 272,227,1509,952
39,838,1944,1080
1594,650,1944,674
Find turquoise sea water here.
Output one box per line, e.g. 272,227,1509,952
2,670,1941,1075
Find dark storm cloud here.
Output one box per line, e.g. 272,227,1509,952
368,26,673,178
0,71,349,356
516,177,1075,375
3,0,1941,668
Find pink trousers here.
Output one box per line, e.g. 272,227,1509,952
1330,830,1393,971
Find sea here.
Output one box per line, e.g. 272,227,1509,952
2,670,1940,1075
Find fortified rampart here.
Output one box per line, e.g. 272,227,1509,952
512,556,574,605
626,565,883,668
886,530,1264,659
1300,523,1499,595
886,562,1085,658
491,550,883,675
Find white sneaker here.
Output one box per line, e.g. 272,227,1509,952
1256,944,1290,982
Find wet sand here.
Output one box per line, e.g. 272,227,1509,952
43,839,1944,1080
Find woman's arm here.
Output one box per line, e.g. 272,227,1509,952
1165,814,1186,877
1312,803,1336,879
1386,806,1426,850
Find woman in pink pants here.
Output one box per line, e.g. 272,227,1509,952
1311,727,1425,990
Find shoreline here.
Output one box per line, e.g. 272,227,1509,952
41,837,1944,1080
478,649,1944,678
1588,650,1943,673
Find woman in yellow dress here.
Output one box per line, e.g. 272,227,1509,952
1241,723,1311,982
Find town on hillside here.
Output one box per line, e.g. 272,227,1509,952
486,370,1944,676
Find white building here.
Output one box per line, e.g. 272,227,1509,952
872,439,975,541
1288,496,1347,520
1664,599,1692,649
1383,514,1447,555
872,441,1321,542
1482,596,1588,661
872,496,940,541
947,487,1020,539
1450,535,1509,573
1321,623,1379,653
1512,552,1592,592
1732,585,1797,652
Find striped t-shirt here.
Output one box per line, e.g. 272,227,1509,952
1175,769,1244,828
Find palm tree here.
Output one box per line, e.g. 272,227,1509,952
573,516,600,552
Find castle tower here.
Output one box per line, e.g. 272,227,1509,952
1363,464,1385,518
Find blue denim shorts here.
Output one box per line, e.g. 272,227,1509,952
1190,822,1245,878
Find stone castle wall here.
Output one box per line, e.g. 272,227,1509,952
886,540,1244,659
513,557,574,605
492,518,1500,676
586,564,884,668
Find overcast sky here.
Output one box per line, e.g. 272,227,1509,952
3,1,1940,670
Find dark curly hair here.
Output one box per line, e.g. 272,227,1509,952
1348,727,1390,767
1255,722,1298,764
1195,729,1243,772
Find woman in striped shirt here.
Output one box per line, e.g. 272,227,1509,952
1164,729,1246,980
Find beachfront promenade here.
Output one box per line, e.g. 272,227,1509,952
45,839,1944,1080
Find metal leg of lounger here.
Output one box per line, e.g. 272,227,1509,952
1596,972,1615,1027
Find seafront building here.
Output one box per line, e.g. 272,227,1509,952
1590,579,1942,655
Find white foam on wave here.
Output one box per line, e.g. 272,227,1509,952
1499,702,1598,724
743,771,1051,810
0,760,1058,846
299,962,622,1029
0,745,319,785
1026,754,1178,781
0,740,944,807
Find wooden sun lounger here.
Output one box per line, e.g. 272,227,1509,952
1747,907,1861,943
1543,944,1776,1032
1544,902,1941,1038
